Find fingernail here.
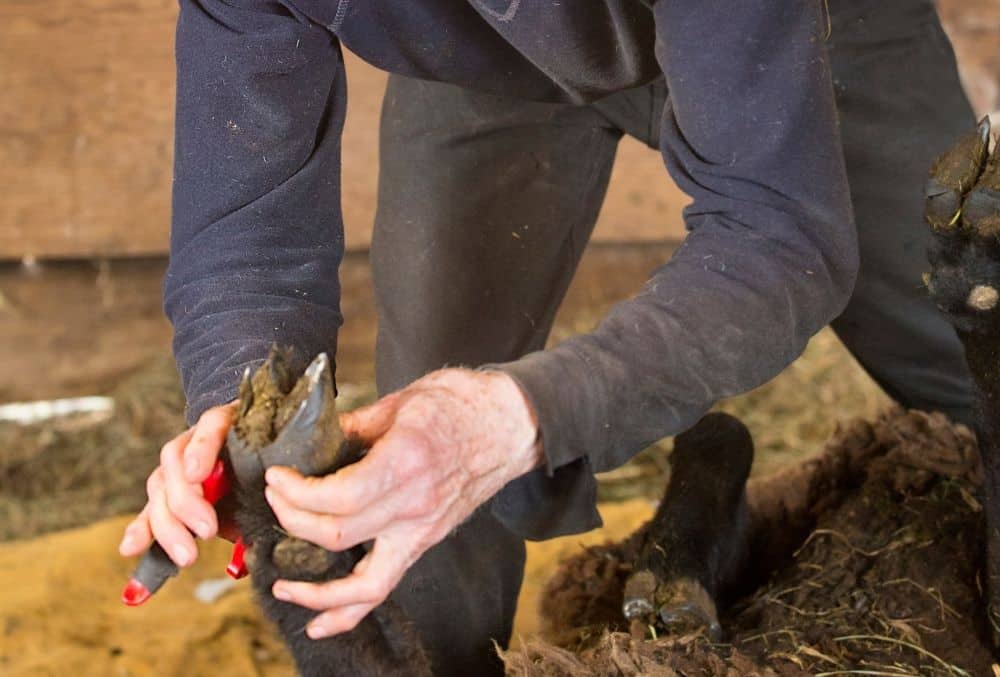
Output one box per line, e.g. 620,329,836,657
273,585,291,602
195,519,212,539
172,544,192,566
307,620,328,639
185,457,199,477
264,487,275,505
265,468,280,486
119,532,133,552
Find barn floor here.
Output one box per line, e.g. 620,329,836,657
0,244,894,675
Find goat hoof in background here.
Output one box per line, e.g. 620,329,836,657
924,116,1000,649
621,412,753,642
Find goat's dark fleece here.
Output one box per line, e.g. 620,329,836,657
924,117,1000,647
232,454,431,677
226,349,432,676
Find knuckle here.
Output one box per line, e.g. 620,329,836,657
307,582,339,609
396,445,431,481
289,474,320,501
164,492,192,521
134,509,152,530
409,438,434,465
159,441,178,466
350,605,374,628
146,470,163,497
271,503,294,530
367,579,391,603
200,407,232,432
167,490,204,524
326,610,362,635
148,508,170,538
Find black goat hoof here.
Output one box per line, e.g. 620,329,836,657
924,117,992,233
924,120,1000,655
229,349,350,481
623,569,722,641
621,413,753,641
924,117,1000,334
273,537,334,579
622,569,658,621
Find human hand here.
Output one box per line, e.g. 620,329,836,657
118,401,238,567
263,368,541,639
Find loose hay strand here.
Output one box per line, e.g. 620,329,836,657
815,671,920,677
834,635,970,677
797,645,843,668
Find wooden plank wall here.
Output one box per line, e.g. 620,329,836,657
0,1,686,260
2,0,177,258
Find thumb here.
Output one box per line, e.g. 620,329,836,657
340,391,402,444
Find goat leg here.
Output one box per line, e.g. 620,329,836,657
923,117,1000,648
228,348,432,676
622,413,754,640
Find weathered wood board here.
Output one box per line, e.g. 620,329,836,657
1,0,178,259
0,1,686,260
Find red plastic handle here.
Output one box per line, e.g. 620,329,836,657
202,459,230,504
205,459,249,578
227,537,249,579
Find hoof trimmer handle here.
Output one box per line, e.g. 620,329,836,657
121,458,247,606
122,540,178,606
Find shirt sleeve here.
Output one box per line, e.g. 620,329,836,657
495,0,858,536
165,0,347,424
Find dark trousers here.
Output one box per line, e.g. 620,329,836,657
374,2,977,673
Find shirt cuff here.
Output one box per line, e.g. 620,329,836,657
494,347,608,475
480,350,607,540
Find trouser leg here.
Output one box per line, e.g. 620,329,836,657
371,73,622,675
826,0,976,426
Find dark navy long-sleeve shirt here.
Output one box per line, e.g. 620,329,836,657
165,0,857,540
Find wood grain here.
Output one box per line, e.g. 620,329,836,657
1,0,177,259
0,1,685,260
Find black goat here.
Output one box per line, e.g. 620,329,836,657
924,116,1000,646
